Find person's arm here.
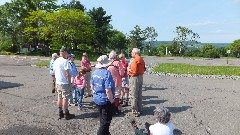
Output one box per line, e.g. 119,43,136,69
106,88,114,103
86,61,92,71
66,69,71,86
73,77,78,87
81,77,86,88
128,59,138,76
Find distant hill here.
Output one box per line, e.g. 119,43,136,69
148,41,230,48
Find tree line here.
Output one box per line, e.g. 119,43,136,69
0,0,239,58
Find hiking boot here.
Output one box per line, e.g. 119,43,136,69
114,106,121,115
58,111,64,119
52,89,55,93
65,112,75,120
121,102,128,107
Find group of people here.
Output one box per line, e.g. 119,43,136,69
49,46,175,135
50,47,92,120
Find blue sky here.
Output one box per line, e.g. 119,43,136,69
1,0,240,43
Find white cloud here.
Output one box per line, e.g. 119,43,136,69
184,20,217,27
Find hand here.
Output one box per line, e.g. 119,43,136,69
110,99,114,104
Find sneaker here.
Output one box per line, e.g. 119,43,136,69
69,103,77,106
65,112,75,120
121,102,128,107
78,105,83,111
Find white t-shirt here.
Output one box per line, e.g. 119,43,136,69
149,122,175,135
53,57,70,84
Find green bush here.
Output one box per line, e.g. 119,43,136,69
0,51,12,55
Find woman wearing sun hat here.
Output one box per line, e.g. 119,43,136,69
91,55,115,135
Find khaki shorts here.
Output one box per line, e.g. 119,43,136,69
56,84,71,99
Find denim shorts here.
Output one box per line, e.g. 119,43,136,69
122,77,129,88
56,84,71,99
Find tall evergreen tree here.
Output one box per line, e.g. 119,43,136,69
88,7,112,53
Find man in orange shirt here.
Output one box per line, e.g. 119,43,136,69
128,48,146,117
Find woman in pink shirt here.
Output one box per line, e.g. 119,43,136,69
74,70,86,111
107,50,124,115
118,54,129,107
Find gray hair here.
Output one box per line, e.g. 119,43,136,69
154,106,171,124
132,48,140,54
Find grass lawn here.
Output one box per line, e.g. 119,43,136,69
153,63,240,76
35,61,50,67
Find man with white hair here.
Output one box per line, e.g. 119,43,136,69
128,48,146,117
107,50,124,115
49,53,59,93
149,106,175,135
130,106,175,135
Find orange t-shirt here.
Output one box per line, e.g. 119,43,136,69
128,54,146,77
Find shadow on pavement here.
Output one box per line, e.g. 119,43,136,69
142,99,167,105
0,125,57,135
0,81,24,90
143,86,168,91
141,105,192,116
167,106,192,113
141,106,156,116
0,75,16,77
75,111,99,119
174,128,184,135
142,95,159,100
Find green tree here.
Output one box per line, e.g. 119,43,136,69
200,44,219,58
226,39,240,57
60,0,85,11
108,30,128,53
0,0,58,53
173,26,200,47
144,26,158,54
24,9,95,51
88,7,112,53
156,44,171,56
128,25,146,50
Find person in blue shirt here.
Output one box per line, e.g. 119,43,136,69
91,55,115,135
49,53,59,93
68,54,78,106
